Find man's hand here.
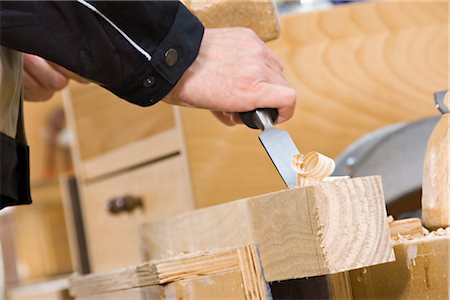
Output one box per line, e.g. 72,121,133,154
23,54,88,101
165,27,296,126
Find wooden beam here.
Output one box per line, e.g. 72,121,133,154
141,176,395,282
69,245,269,299
181,0,279,42
349,230,450,299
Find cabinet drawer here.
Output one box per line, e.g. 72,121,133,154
80,156,192,272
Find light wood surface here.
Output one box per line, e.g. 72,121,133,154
182,0,279,42
179,1,449,207
69,245,268,300
422,113,450,229
81,129,180,180
11,181,72,281
77,286,162,300
63,82,176,163
328,272,353,300
142,176,394,282
80,156,193,272
349,231,450,300
389,218,425,240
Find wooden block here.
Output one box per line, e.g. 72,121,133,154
69,245,269,299
181,0,279,42
349,231,450,299
141,177,395,282
388,218,425,240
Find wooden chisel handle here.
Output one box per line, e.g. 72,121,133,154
422,91,449,229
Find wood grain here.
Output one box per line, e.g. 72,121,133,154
80,156,193,273
179,1,449,208
69,245,268,299
388,218,425,240
63,82,176,163
141,176,394,282
182,0,279,42
422,114,450,229
349,232,450,300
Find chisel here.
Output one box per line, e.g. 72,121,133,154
239,108,300,188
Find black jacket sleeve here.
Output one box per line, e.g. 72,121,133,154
0,1,204,106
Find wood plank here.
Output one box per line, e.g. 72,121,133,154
182,0,279,42
141,176,395,282
69,245,269,299
164,271,247,300
77,286,163,300
349,231,450,300
180,1,448,208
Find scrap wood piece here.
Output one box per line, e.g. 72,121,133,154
142,176,394,282
181,0,279,42
349,230,450,300
69,245,268,299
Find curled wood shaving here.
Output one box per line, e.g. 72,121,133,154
292,152,336,187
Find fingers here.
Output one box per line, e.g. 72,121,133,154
24,54,68,89
23,54,69,101
247,83,297,124
23,71,55,101
211,111,236,126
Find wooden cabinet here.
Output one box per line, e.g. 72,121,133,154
63,83,195,272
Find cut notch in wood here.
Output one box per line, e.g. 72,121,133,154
69,245,268,299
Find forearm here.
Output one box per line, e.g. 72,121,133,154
0,1,204,106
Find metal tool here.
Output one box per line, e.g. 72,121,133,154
434,90,449,114
239,108,299,187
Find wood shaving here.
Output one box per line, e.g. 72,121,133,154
291,151,336,187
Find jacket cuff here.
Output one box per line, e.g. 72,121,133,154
105,3,204,107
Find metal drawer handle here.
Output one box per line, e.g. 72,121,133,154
107,195,143,214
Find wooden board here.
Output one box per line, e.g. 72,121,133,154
179,1,449,208
182,0,279,42
69,245,269,300
349,230,450,300
141,176,395,282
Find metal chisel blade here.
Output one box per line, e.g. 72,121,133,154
258,127,300,188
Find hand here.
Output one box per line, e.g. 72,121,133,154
23,54,88,101
164,27,296,126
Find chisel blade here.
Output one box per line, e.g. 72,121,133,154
258,127,300,188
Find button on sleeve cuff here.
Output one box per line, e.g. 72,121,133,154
103,3,205,107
